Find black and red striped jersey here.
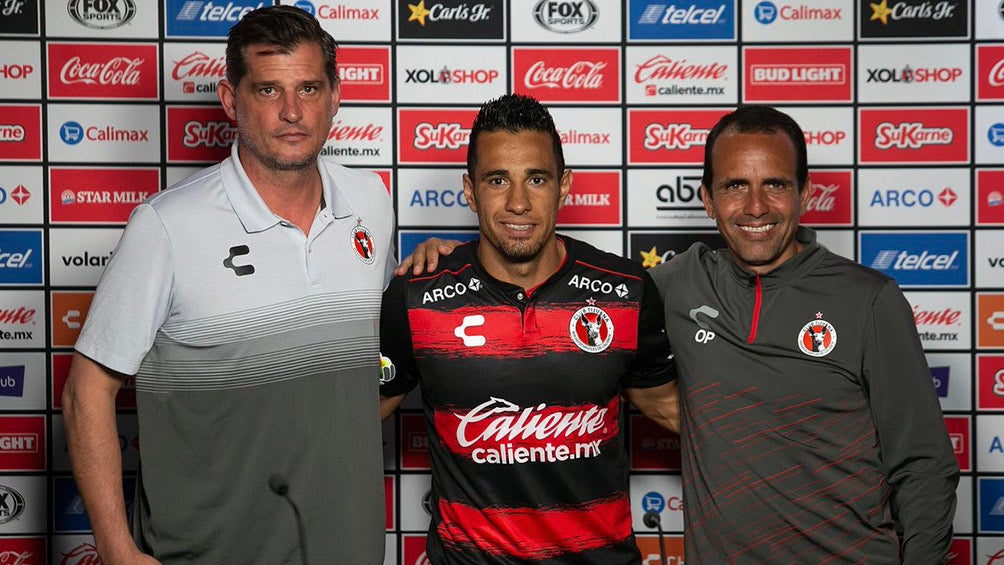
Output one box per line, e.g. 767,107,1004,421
380,237,675,564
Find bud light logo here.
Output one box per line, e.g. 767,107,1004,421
0,366,25,398
166,0,267,37
860,232,968,287
931,365,949,397
0,230,42,285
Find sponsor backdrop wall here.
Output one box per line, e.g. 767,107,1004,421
0,0,1001,562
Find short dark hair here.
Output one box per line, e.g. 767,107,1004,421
225,5,338,87
702,105,808,192
467,94,565,177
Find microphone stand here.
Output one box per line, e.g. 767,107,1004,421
643,510,667,565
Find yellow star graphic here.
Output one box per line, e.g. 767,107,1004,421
640,246,664,269
869,0,893,24
408,0,431,26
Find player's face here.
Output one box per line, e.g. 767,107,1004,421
701,131,812,275
218,42,339,174
463,130,571,267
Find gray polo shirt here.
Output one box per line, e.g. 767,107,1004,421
76,143,395,564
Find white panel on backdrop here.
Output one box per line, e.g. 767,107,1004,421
742,0,853,43
626,168,712,228
858,168,970,227
279,0,392,42
399,473,433,532
395,45,507,104
47,104,160,163
975,105,1004,165
905,291,972,351
857,44,970,103
977,415,1004,472
165,167,205,188
629,474,684,532
550,107,623,166
0,475,45,534
45,0,159,38
322,105,393,167
624,45,737,105
975,0,1004,39
0,352,46,411
397,168,474,227
955,476,973,534
48,227,123,287
977,230,1004,287
510,0,621,43
0,166,43,225
162,42,227,102
782,106,854,165
558,229,622,256
814,229,853,260
927,352,973,412
0,41,41,99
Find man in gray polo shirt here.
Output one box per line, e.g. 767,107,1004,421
62,6,394,564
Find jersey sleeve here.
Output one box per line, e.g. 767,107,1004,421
862,280,959,562
74,203,175,375
621,270,676,390
379,274,420,398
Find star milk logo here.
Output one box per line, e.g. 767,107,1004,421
222,245,253,276
569,299,614,353
797,312,836,357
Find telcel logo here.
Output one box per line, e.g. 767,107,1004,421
861,232,968,287
871,249,958,271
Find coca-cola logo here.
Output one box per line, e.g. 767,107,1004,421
806,183,838,212
634,55,727,83
59,543,101,565
413,123,470,150
0,551,32,565
524,60,605,89
328,120,383,142
643,124,709,150
171,51,226,81
60,56,143,86
913,305,961,326
990,59,1004,87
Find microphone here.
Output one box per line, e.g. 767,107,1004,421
269,473,309,565
643,510,667,565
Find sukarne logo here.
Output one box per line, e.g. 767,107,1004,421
629,109,726,164
978,45,1004,101
859,108,968,163
47,43,158,100
67,0,136,29
49,168,158,223
743,47,851,102
398,109,478,164
533,0,599,33
166,106,233,163
513,48,620,103
861,232,968,287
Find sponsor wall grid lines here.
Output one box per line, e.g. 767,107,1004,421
1,0,1003,562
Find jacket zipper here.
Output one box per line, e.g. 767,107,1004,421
747,273,762,343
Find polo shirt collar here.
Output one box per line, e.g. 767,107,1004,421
221,142,354,233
